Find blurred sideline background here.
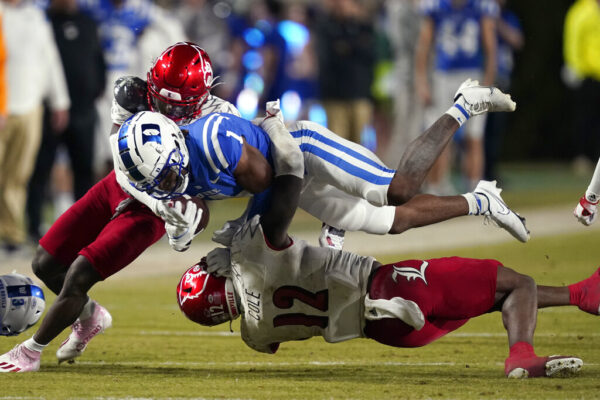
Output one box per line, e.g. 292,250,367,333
1,0,599,261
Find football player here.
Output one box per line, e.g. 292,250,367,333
0,42,235,372
574,158,600,226
176,136,595,378
115,79,529,255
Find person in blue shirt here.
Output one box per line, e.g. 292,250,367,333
415,0,499,194
114,80,529,252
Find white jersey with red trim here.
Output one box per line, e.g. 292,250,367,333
229,215,375,354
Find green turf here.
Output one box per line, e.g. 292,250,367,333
1,229,599,399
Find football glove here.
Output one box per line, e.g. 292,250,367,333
212,216,245,247
165,199,203,252
574,195,598,226
205,247,232,277
156,197,192,228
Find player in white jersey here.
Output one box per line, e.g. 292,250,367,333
175,133,597,378
574,158,600,226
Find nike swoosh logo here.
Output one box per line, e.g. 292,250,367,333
486,191,510,215
210,176,220,184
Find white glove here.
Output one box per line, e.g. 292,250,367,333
156,198,190,227
446,79,516,126
165,199,203,252
212,216,245,247
574,195,598,226
205,247,232,277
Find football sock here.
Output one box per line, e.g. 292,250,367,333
24,337,47,353
508,341,536,359
462,192,490,215
78,298,95,321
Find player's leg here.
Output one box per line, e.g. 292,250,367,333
290,120,395,207
495,266,583,378
537,266,600,315
55,202,165,364
32,172,117,295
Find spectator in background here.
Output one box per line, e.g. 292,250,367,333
26,0,106,242
563,0,600,176
0,0,70,256
175,0,232,81
314,0,377,144
0,13,6,132
382,0,423,166
78,0,185,179
483,0,523,181
415,0,498,194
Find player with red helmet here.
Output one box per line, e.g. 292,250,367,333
175,142,593,379
0,42,233,372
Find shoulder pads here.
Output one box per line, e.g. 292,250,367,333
114,76,150,114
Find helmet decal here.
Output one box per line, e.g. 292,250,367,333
178,265,209,306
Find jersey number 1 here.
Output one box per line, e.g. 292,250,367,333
272,286,328,329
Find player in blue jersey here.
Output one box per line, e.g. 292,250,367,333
415,0,499,194
114,79,529,251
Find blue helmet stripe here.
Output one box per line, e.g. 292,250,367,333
117,126,146,182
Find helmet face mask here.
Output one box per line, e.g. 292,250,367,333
114,111,190,200
176,260,239,327
0,273,45,336
147,42,214,125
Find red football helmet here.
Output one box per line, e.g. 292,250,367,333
147,42,214,124
176,259,239,327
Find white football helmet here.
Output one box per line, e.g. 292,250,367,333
0,273,45,336
114,111,190,199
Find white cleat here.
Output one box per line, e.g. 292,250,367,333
56,302,112,364
474,180,530,243
0,344,41,373
454,78,517,117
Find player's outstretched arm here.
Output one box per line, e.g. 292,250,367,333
574,158,600,226
259,136,304,249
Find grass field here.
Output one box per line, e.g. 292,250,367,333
1,164,600,399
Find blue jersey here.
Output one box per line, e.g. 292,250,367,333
421,0,499,71
181,113,272,200
78,0,152,72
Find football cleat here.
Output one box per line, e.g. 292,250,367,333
569,267,600,315
505,355,583,378
319,224,346,251
56,302,112,364
0,343,41,373
474,180,530,243
453,79,517,117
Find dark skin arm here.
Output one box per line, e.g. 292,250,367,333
260,174,303,249
233,139,274,194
